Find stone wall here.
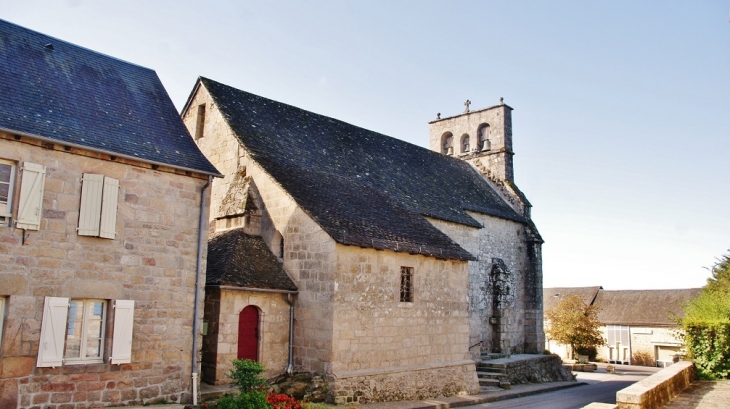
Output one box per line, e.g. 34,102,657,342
0,133,210,408
427,212,544,356
616,361,695,409
182,86,339,375
330,361,478,405
202,288,292,384
502,354,573,384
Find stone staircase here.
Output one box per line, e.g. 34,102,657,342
476,352,511,392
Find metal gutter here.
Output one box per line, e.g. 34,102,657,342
191,175,211,405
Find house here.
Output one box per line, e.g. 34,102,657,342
181,77,544,404
543,287,701,367
0,20,220,408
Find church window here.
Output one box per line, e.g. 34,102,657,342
279,236,284,259
400,267,413,302
195,104,206,140
478,124,491,151
441,132,454,155
461,134,470,153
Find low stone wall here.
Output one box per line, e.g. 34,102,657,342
615,361,695,409
329,360,479,405
505,354,573,384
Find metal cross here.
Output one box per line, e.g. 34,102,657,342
464,99,471,113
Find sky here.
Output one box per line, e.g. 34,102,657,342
4,1,729,290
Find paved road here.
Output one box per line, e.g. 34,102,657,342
461,364,660,409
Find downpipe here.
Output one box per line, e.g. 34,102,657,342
192,175,211,405
285,293,296,375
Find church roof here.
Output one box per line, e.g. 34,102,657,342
196,77,527,261
206,228,298,291
0,19,219,176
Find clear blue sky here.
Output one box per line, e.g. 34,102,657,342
4,1,729,290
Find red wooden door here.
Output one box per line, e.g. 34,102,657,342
237,306,259,361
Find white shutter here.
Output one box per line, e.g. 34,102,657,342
78,174,104,236
111,300,135,364
99,177,119,239
37,296,69,367
15,162,46,230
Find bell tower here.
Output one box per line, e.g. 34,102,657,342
428,98,514,183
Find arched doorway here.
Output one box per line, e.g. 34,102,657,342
238,306,259,361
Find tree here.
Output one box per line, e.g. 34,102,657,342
681,250,730,379
545,295,604,359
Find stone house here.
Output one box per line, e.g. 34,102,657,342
0,20,220,408
543,287,701,367
181,77,544,404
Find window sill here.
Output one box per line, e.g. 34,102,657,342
63,359,105,366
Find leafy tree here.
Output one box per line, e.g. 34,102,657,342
216,359,272,409
545,294,604,359
681,250,730,379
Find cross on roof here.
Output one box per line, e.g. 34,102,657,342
464,99,471,113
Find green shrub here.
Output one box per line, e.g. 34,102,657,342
216,391,271,409
685,322,730,379
228,359,268,393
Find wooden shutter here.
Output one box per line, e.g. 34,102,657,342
15,162,46,230
99,177,119,239
111,300,135,364
78,174,104,236
37,296,69,367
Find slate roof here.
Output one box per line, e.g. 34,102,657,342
0,19,219,176
206,228,297,291
594,289,701,327
196,78,528,260
543,287,602,312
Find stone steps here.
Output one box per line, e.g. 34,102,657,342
475,363,511,391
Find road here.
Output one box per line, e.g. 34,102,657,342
461,364,661,409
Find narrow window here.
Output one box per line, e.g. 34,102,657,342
0,159,16,226
441,132,454,155
65,299,106,364
478,124,491,151
461,134,470,153
279,236,285,259
195,104,206,140
0,297,5,344
400,267,413,302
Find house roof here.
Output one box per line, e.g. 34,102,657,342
0,19,220,176
206,228,298,291
543,286,602,312
594,289,701,327
196,77,528,261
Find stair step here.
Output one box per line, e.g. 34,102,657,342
476,371,507,379
479,378,501,387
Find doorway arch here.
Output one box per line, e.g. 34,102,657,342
237,305,259,361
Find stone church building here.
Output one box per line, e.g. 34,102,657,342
181,78,544,404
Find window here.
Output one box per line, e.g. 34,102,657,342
0,297,5,344
0,160,16,225
461,134,470,153
279,236,285,259
195,104,206,140
477,124,491,151
400,267,413,302
441,132,454,155
65,299,106,363
78,174,119,239
37,297,135,367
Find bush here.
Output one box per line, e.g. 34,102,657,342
575,346,598,361
228,359,268,393
267,393,303,409
631,351,655,367
216,391,271,409
685,322,730,379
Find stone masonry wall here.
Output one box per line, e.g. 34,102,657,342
330,246,478,403
182,87,338,375
0,133,210,408
427,213,540,355
202,289,291,384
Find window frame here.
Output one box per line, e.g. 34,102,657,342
400,266,414,303
63,299,107,365
0,297,5,344
0,159,17,225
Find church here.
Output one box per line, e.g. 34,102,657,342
181,77,544,404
